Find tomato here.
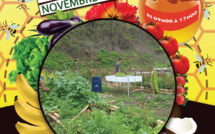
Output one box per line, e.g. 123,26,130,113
177,86,186,95
176,94,185,105
176,76,186,86
172,55,190,75
140,21,164,41
160,36,178,56
169,54,175,60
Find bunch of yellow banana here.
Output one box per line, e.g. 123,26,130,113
14,74,54,134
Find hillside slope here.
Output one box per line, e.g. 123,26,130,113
43,20,172,73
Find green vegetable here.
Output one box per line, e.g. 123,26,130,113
46,10,74,20
40,70,171,134
125,72,135,76
8,37,49,91
153,69,159,93
115,72,126,77
40,70,109,112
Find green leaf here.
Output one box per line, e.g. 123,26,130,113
183,102,186,107
8,70,19,83
27,34,41,38
46,14,58,20
28,29,37,32
25,71,32,81
16,59,26,72
66,10,74,20
177,50,181,54
56,10,66,20
184,43,193,51
31,68,40,80
29,54,43,70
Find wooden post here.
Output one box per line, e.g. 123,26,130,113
71,105,89,121
48,113,61,125
141,101,145,109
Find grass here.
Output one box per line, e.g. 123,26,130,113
43,85,174,134
99,87,174,122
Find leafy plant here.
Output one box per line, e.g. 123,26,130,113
40,70,109,113
41,70,173,134
125,72,135,76
46,10,75,20
8,37,49,91
153,69,159,93
115,72,126,77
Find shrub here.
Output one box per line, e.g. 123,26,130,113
153,69,159,93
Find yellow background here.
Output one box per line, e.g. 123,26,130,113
0,0,215,107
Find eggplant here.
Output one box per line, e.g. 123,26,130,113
70,16,83,23
48,16,83,49
48,26,74,49
37,20,71,36
37,18,82,36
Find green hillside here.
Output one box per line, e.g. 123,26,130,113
43,20,172,78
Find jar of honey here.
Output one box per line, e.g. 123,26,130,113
138,0,203,44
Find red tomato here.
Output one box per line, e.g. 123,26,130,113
176,76,186,86
140,21,164,41
176,94,185,105
160,36,178,56
172,55,190,75
177,86,186,95
169,54,175,60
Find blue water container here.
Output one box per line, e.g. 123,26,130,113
92,76,102,93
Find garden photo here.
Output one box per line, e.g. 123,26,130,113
39,20,175,134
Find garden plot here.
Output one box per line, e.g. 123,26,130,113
39,20,175,134
40,70,174,134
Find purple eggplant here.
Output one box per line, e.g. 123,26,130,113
37,19,81,36
70,16,82,23
48,16,82,49
49,26,74,49
37,20,71,36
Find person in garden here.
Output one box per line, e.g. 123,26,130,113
115,58,122,73
114,58,124,87
39,75,50,91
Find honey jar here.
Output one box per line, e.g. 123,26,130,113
139,0,204,44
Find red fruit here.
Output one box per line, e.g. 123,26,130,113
169,54,175,60
140,21,164,40
160,36,178,56
177,86,186,95
176,94,185,105
176,76,186,86
172,55,190,75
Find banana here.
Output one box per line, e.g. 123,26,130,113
16,74,40,108
15,74,53,133
14,97,47,126
15,122,54,134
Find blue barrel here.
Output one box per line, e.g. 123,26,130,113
92,77,102,93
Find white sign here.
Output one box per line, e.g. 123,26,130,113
38,0,110,16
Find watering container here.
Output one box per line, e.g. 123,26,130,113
92,76,102,93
